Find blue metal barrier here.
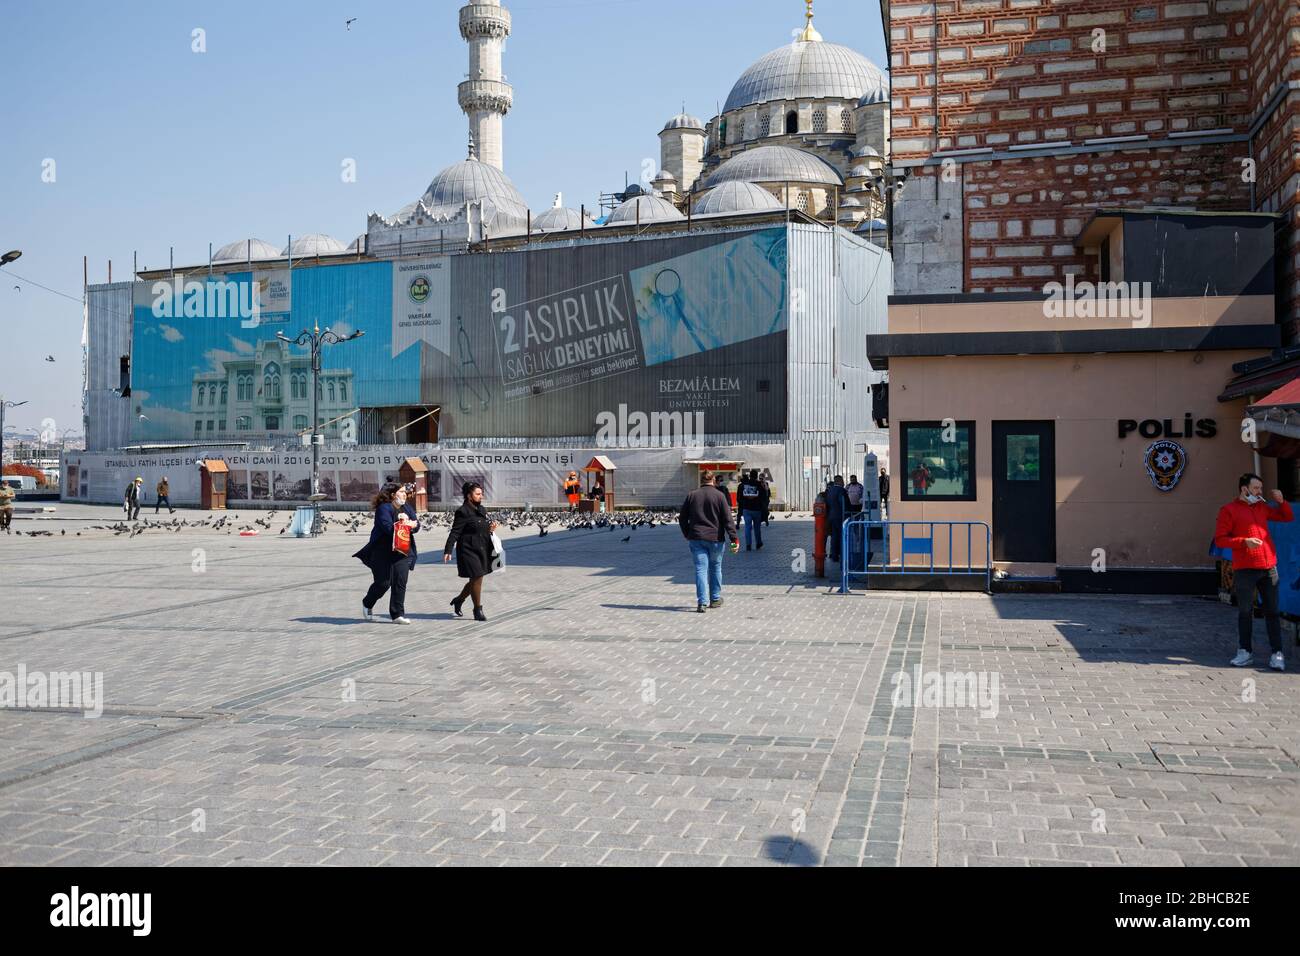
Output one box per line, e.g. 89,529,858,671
838,515,992,593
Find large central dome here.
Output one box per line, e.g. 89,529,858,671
723,39,886,113
421,158,528,217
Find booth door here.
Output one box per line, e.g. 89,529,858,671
992,421,1055,563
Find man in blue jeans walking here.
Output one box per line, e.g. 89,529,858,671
679,469,739,612
737,469,768,551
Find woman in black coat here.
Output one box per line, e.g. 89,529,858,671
444,481,496,621
353,482,419,624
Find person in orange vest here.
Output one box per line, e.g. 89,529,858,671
563,471,581,511
1214,472,1293,671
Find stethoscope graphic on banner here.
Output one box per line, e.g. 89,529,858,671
454,316,491,414
651,268,710,355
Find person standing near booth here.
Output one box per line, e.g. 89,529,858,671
846,475,865,516
563,471,581,511
738,469,767,551
879,468,890,517
445,481,496,621
825,476,846,563
1214,473,1292,671
354,482,417,625
679,470,739,612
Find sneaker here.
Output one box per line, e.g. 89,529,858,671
392,616,412,625
696,604,707,613
709,598,723,608
1269,652,1285,671
362,604,373,621
1230,649,1253,667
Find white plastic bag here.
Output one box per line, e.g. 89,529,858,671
490,531,505,571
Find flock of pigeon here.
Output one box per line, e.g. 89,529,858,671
8,508,695,540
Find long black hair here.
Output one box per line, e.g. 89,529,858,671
461,480,483,501
370,482,403,511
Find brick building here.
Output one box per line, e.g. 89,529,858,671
884,0,1297,330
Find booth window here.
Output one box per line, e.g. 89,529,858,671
900,421,976,501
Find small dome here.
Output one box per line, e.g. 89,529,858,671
850,144,882,159
840,196,864,208
858,85,889,107
724,40,887,113
283,234,347,257
703,144,843,189
849,165,872,178
694,181,784,215
213,238,281,263
532,206,597,232
652,169,677,182
855,218,887,232
662,112,705,132
621,183,647,199
607,195,685,225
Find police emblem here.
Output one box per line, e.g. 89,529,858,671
1144,439,1187,492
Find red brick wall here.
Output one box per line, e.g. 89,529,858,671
888,0,1287,295
890,0,1253,157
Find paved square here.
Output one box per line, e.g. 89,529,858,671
1,507,1297,866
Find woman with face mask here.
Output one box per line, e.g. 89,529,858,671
353,482,419,625
444,481,498,621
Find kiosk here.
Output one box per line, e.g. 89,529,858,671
199,459,229,510
579,455,616,513
683,458,745,507
398,457,430,512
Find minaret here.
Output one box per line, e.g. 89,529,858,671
458,1,513,170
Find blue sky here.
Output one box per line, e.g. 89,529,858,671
0,0,886,438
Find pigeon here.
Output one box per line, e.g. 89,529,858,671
45,355,55,362
621,535,631,543
346,17,357,29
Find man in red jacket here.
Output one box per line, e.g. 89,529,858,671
1214,473,1293,670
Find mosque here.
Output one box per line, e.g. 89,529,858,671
206,0,890,257
80,1,893,510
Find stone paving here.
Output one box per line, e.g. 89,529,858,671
0,505,1297,866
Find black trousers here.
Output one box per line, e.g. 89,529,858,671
127,501,140,520
156,495,172,513
364,560,410,620
0,508,10,530
1233,567,1281,653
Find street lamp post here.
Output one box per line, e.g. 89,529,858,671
276,323,364,534
0,398,29,471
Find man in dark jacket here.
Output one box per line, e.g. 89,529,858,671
737,469,768,551
825,476,847,562
679,470,739,612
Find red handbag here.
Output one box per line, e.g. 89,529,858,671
392,521,411,555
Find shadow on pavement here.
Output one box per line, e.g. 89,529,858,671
763,836,819,866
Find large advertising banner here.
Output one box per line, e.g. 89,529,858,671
62,444,788,509
126,225,789,445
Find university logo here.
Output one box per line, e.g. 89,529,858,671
1144,439,1187,492
408,275,431,304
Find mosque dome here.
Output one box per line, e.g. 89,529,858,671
662,112,706,132
723,39,887,113
849,165,872,178
702,145,843,190
606,194,685,224
850,144,882,160
213,238,282,263
532,206,597,232
858,85,889,106
282,234,347,257
855,218,887,233
345,235,365,253
419,154,530,231
694,181,783,215
839,196,864,208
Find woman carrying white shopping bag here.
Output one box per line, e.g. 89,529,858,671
444,480,497,621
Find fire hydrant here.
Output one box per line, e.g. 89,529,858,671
813,494,827,578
